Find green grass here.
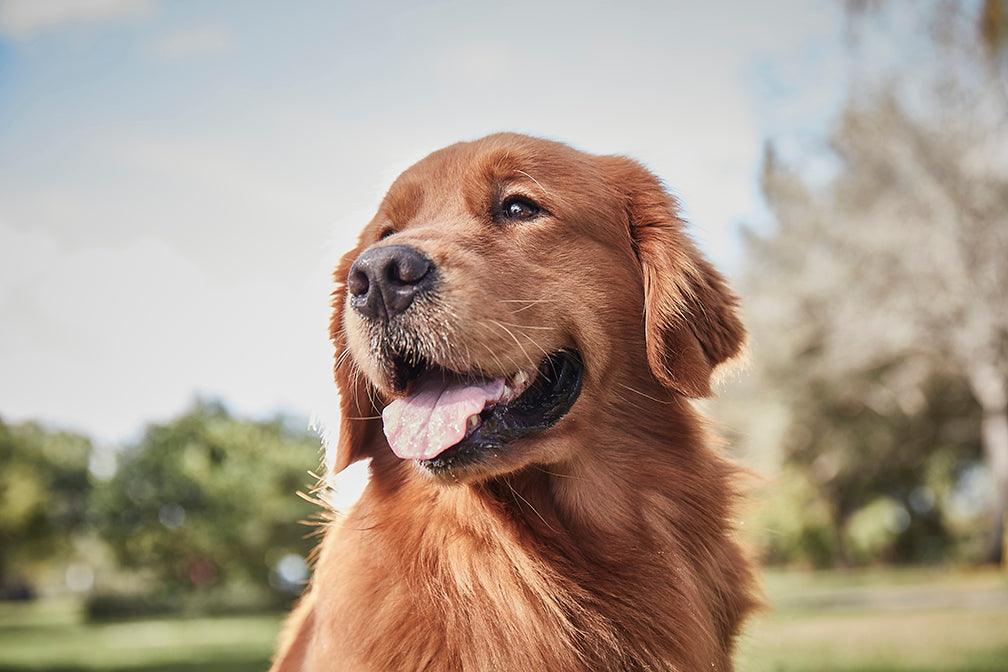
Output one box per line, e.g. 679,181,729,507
739,568,1008,671
0,600,281,672
0,569,1006,671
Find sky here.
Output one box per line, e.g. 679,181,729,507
0,0,848,447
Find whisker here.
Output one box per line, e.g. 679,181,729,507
516,169,549,197
501,351,524,378
479,340,510,377
335,347,354,369
532,465,582,481
505,478,555,533
497,298,559,303
357,369,382,412
495,320,552,331
497,298,560,315
488,319,532,364
616,382,672,405
607,391,652,415
462,340,473,374
511,304,539,314
519,328,550,360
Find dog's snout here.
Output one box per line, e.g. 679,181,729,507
347,244,434,321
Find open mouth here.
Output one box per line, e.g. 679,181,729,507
381,349,583,475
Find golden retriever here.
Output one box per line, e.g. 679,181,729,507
271,133,759,671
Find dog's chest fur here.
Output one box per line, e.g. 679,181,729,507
304,459,750,672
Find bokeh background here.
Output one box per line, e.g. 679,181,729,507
1,1,1006,670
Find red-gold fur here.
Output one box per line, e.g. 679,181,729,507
271,134,759,671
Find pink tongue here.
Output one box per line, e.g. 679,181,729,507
382,372,506,460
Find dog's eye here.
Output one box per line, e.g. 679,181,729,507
379,227,395,240
500,196,541,221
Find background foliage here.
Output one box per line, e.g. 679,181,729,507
0,401,322,616
732,0,1008,568
0,421,92,599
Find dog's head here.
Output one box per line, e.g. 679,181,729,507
328,133,744,483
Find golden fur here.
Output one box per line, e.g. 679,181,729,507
270,133,759,671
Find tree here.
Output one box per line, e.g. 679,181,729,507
91,400,324,603
0,418,92,596
744,0,1008,564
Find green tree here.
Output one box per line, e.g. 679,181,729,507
91,400,323,604
0,417,92,595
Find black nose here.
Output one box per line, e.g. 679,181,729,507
347,244,434,321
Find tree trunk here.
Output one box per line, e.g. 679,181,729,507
980,406,1008,565
968,364,1008,566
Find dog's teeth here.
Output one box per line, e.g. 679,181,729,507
466,414,481,432
511,371,528,387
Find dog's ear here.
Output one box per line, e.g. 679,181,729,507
604,156,746,397
328,247,382,473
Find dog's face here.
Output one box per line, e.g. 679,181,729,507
330,133,744,484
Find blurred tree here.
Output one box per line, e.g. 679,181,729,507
979,0,1008,56
91,399,323,604
743,0,1007,564
0,417,92,596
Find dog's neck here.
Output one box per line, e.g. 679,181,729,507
334,396,754,672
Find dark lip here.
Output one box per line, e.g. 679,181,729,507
417,349,584,477
388,349,425,395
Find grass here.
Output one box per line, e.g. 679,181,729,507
0,568,1005,671
0,600,280,672
739,567,1008,671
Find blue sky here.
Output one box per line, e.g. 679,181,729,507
0,0,846,445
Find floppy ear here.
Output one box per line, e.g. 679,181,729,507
605,156,746,397
328,246,382,473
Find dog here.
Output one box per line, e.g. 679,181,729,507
270,133,759,671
